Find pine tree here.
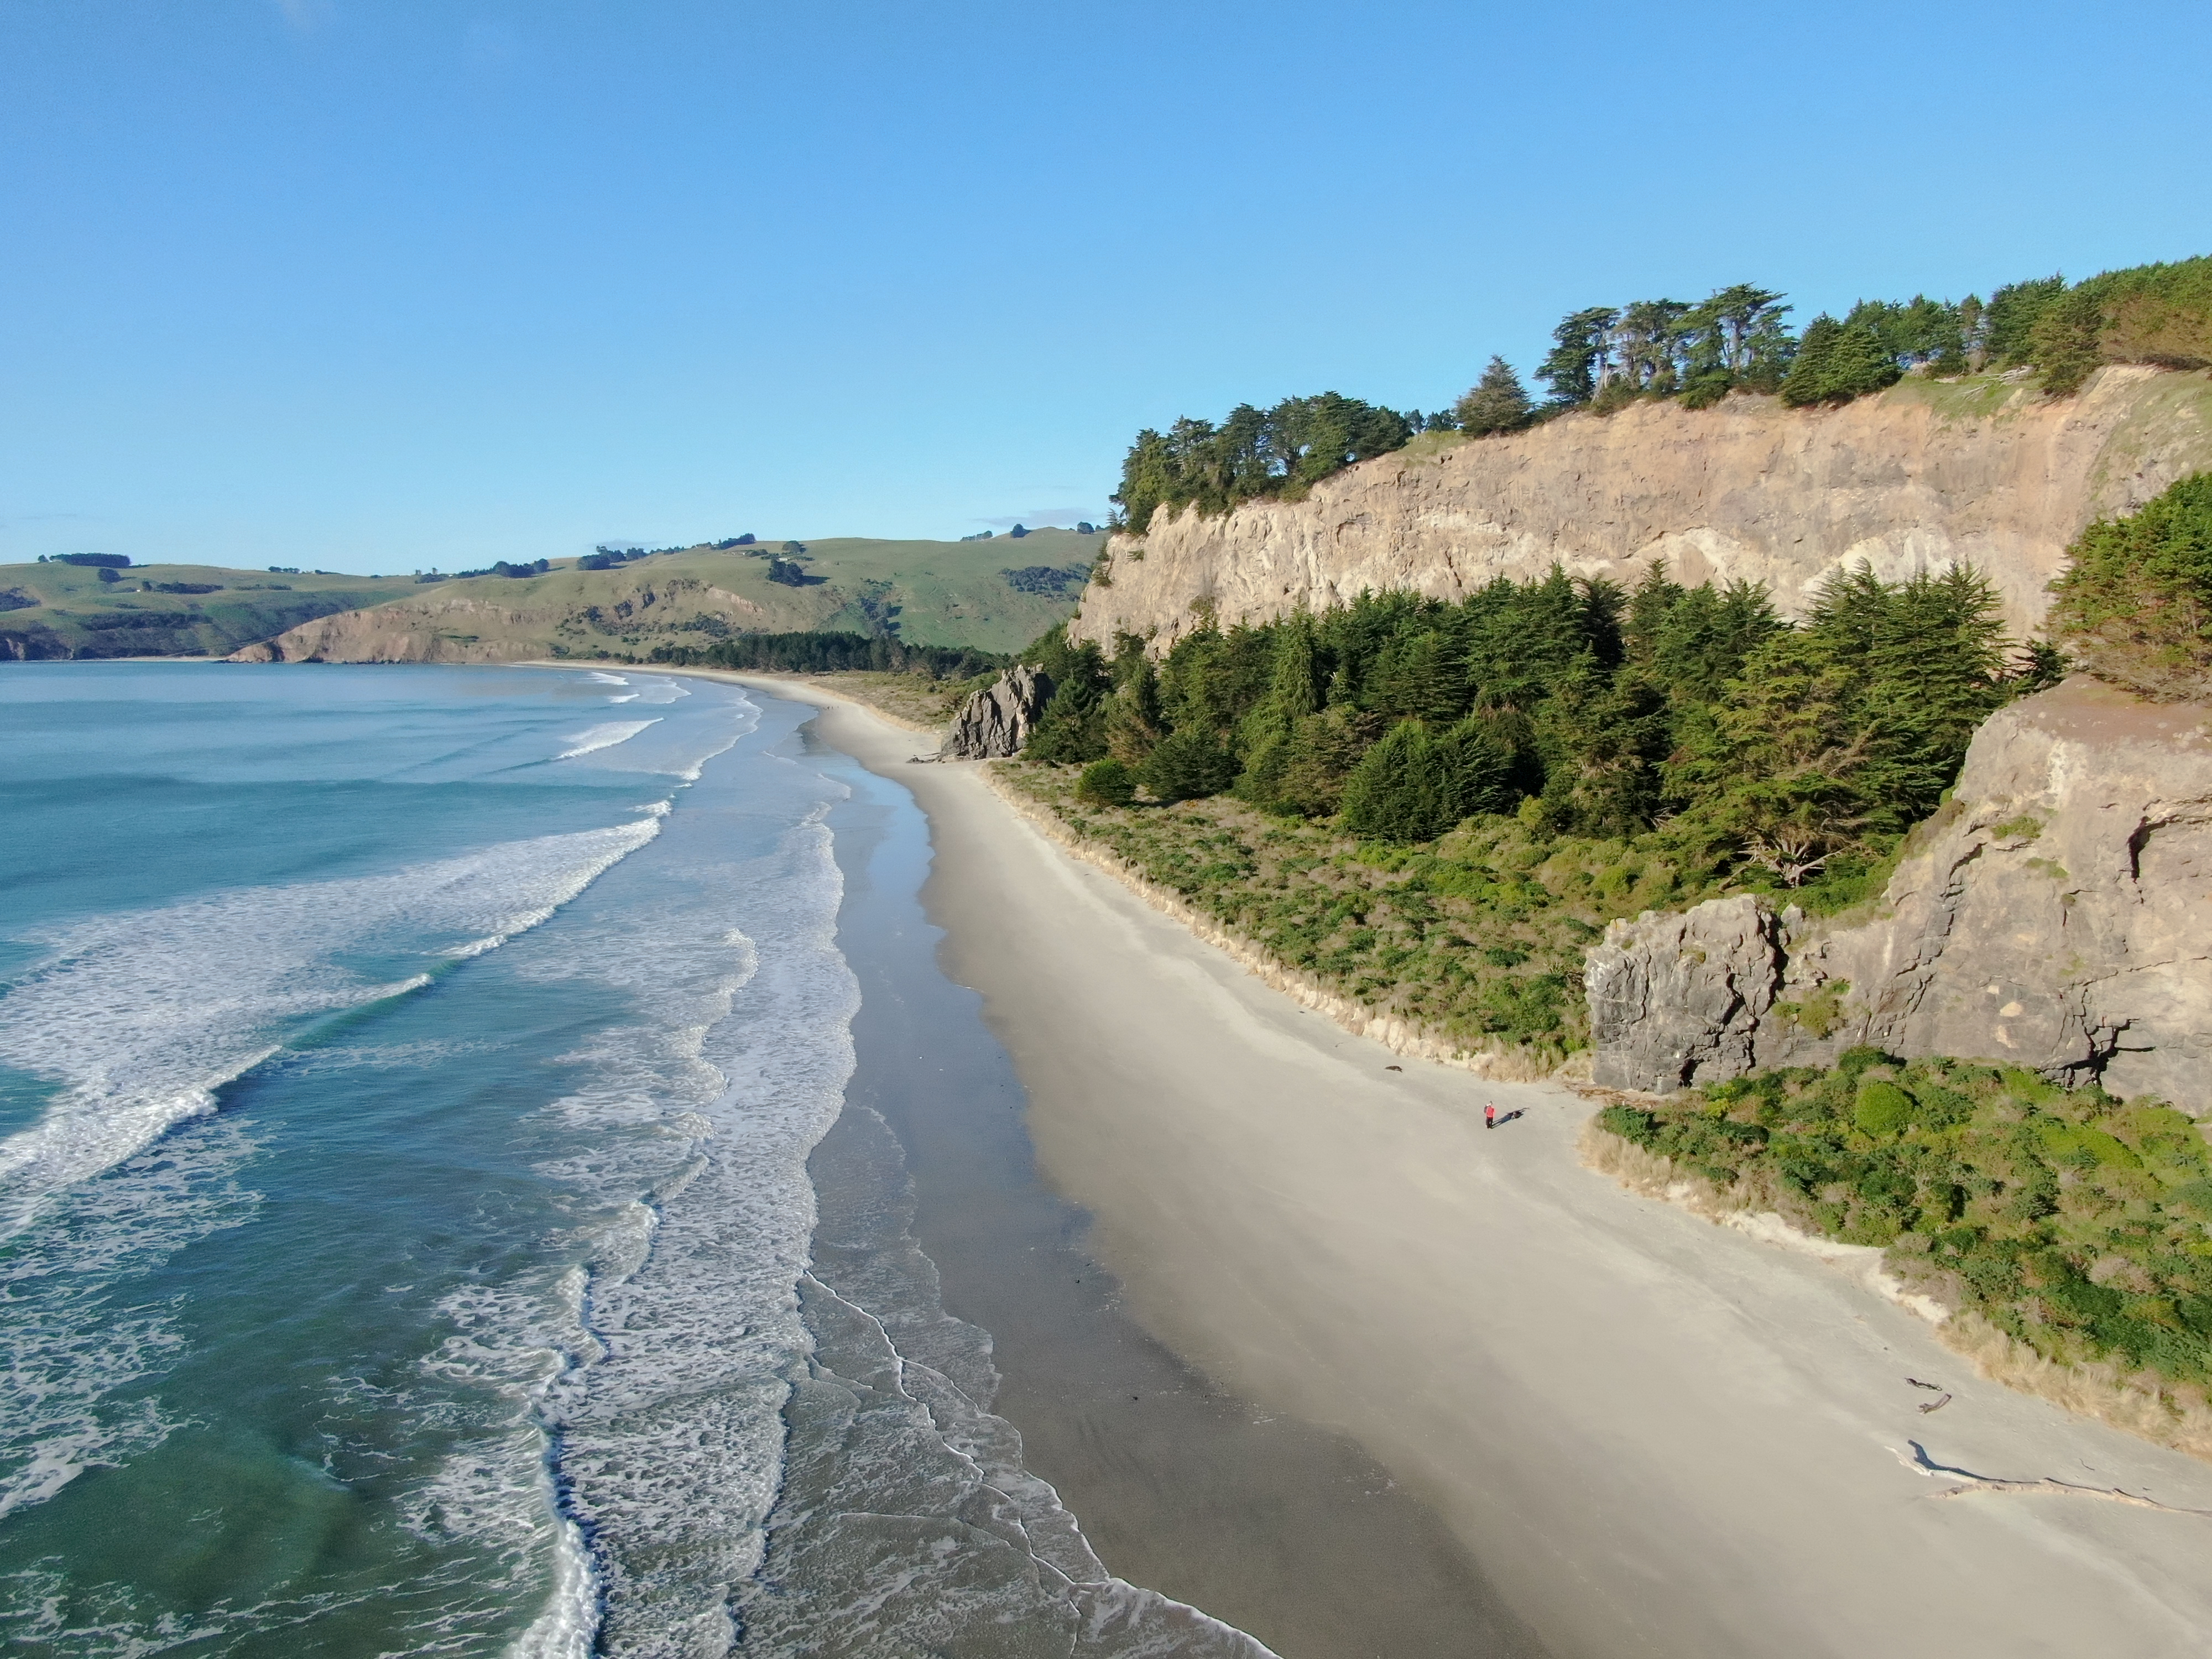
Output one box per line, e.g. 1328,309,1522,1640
1104,654,1164,763
2049,472,2212,700
1339,717,1510,842
1780,317,1840,406
1821,322,1902,400
1453,357,1533,436
2029,285,2106,394
1536,308,1618,405
1137,725,1238,802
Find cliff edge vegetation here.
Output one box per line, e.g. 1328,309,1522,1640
1106,253,2212,541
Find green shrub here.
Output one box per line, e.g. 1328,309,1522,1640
1598,1104,1656,1143
1076,758,1136,807
1611,1056,2212,1391
1854,1081,1914,1136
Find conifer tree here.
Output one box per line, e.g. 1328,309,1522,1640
1340,717,1511,842
1453,357,1533,436
1536,307,1618,405
1985,274,2066,364
2049,471,2212,699
1136,724,1238,802
2028,285,2106,394
1780,317,1840,406
1821,321,1902,400
1105,652,1165,763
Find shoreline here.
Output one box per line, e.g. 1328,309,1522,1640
796,715,1530,1656
717,669,2212,1659
525,662,2212,1654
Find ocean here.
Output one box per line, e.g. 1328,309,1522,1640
0,662,1267,1658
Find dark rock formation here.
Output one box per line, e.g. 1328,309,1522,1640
941,665,1053,759
1585,897,1788,1094
1586,680,2212,1115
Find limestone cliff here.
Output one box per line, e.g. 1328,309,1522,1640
1072,367,2212,649
1587,680,2212,1115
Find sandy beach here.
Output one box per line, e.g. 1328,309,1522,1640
734,672,2212,1658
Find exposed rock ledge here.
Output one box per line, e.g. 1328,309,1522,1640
1072,366,2212,650
1587,679,2212,1115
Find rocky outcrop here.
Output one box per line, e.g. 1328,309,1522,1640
941,666,1053,758
1073,367,2212,650
1587,680,2212,1114
1585,898,1788,1094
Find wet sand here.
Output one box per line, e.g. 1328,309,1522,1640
748,674,2212,1659
802,717,1538,1658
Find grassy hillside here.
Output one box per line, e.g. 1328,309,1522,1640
2,530,1102,663
0,562,420,660
239,530,1103,662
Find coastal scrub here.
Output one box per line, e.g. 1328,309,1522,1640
1592,1050,2212,1404
998,763,1720,1062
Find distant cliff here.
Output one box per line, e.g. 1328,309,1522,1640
1587,678,2212,1115
1072,367,2212,649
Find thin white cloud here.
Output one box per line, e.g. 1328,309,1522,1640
271,0,332,31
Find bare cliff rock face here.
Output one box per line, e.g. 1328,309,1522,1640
1072,367,2212,650
941,666,1053,758
1587,680,2212,1115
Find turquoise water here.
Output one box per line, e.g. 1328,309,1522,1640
0,663,1267,1658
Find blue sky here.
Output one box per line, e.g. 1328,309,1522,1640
3,0,2207,572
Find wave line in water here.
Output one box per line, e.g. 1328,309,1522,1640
557,720,661,759
0,817,660,1238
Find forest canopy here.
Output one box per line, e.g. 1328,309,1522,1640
1019,557,2054,899
651,630,1004,679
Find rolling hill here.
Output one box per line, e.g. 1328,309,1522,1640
233,530,1102,664
0,562,423,660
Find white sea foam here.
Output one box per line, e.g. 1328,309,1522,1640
474,771,853,1653
0,1116,257,1520
585,672,629,686
0,817,659,1238
0,815,665,1524
556,720,661,760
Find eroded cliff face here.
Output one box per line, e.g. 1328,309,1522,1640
1587,680,2212,1114
1072,367,2212,649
